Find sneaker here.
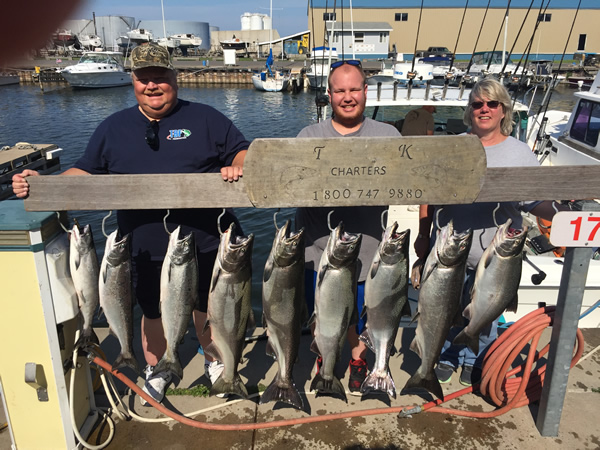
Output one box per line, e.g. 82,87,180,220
459,365,482,386
205,360,226,398
348,358,368,396
140,365,172,406
435,363,454,384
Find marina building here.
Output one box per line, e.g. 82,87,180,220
308,0,600,61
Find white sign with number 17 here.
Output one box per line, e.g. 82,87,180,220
549,211,600,248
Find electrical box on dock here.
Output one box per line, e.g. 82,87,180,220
0,200,97,449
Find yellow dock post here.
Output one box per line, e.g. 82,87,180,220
0,201,97,449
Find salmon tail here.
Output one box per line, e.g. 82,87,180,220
361,370,396,398
153,352,183,380
452,330,479,354
402,370,444,401
75,328,99,349
210,374,249,399
113,352,140,376
310,373,347,402
259,374,304,410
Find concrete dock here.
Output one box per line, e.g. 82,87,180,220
6,314,593,450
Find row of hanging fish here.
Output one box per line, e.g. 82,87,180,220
68,212,527,410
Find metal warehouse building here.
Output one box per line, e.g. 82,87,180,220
307,0,599,61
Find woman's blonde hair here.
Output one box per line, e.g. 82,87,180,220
463,78,513,136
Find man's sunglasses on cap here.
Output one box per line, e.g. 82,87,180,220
330,59,362,70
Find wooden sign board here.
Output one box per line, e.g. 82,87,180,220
243,136,487,208
25,173,253,211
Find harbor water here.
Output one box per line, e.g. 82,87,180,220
0,82,578,313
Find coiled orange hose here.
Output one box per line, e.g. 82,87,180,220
90,306,583,429
425,306,584,417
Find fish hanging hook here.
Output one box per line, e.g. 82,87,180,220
380,209,388,231
101,210,113,238
56,211,70,234
492,202,501,228
435,207,443,231
272,209,281,231
217,208,226,236
162,209,172,235
327,210,335,232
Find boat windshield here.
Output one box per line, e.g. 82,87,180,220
570,99,600,148
472,51,513,65
80,54,120,65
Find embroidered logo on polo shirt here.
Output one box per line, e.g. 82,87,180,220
167,129,191,140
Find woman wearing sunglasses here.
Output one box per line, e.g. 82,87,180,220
412,78,561,388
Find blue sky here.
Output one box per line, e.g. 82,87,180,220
71,1,311,36
71,0,596,37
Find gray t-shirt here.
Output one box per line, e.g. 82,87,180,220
295,117,401,281
434,135,540,269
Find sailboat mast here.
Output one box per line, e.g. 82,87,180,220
270,0,273,49
161,0,167,39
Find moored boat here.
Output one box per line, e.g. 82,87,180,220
528,71,600,166
252,49,290,92
305,46,338,90
61,51,131,89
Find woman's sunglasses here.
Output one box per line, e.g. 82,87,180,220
470,100,501,110
145,120,159,150
330,59,362,70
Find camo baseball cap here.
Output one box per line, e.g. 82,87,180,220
130,43,173,71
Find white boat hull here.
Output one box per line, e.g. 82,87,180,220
252,73,290,92
61,52,131,89
61,71,131,88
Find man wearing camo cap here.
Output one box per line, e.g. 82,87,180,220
13,42,249,406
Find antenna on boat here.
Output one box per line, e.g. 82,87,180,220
408,0,425,97
444,0,470,99
487,0,512,78
463,0,491,78
528,0,583,152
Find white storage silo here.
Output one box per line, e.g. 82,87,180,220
250,13,263,30
241,13,252,31
262,15,272,30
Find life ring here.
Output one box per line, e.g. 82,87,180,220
537,217,565,257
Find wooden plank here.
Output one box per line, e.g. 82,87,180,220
243,136,487,207
477,166,600,202
20,141,600,211
24,173,253,211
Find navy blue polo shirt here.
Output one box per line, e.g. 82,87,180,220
75,100,249,258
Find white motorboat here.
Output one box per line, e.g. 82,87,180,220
528,71,600,166
78,34,103,50
156,37,181,54
170,33,202,55
220,36,248,54
125,29,153,44
417,56,464,85
61,52,131,89
466,50,533,89
367,54,403,86
305,46,338,90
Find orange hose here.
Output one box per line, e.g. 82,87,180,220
90,305,583,429
425,306,584,417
